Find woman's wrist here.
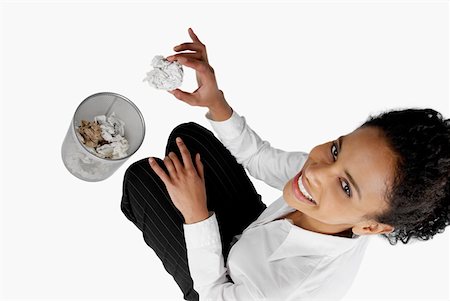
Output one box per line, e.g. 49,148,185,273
208,94,233,121
184,210,211,224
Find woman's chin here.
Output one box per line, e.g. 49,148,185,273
283,179,301,210
282,180,292,203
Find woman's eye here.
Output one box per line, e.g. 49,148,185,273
331,141,351,197
331,142,338,159
341,180,351,197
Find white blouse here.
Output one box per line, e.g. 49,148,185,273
183,108,371,300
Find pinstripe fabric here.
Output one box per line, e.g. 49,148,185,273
121,122,267,301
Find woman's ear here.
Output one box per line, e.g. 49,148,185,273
352,221,394,236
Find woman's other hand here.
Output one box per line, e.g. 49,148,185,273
166,28,226,111
148,137,209,224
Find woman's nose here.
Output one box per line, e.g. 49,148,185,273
305,162,334,192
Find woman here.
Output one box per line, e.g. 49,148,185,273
121,28,450,301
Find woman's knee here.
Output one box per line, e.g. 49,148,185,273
167,122,212,142
121,157,167,226
171,121,202,133
165,122,213,154
121,159,149,227
124,157,149,181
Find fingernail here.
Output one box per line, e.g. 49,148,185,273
176,137,182,143
178,57,186,63
149,157,154,163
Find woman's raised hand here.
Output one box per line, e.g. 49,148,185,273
166,28,225,110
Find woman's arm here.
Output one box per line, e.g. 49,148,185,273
206,109,309,191
183,212,266,300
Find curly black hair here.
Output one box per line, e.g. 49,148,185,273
358,108,450,245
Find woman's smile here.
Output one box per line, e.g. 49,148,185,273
292,169,317,206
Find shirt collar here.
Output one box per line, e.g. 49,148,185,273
268,219,370,261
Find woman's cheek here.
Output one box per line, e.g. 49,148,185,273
316,195,344,223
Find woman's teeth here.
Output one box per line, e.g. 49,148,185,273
298,174,316,204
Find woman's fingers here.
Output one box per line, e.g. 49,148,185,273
169,28,208,66
166,52,201,62
148,140,196,185
176,57,209,73
163,155,177,179
175,137,195,171
169,88,198,105
149,157,171,184
174,42,204,53
188,27,202,43
195,153,204,181
168,152,183,174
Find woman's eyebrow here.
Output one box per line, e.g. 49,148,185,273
338,136,362,200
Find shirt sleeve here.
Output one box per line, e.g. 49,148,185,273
205,108,309,191
183,211,264,300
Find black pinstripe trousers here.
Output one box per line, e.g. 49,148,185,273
120,122,267,301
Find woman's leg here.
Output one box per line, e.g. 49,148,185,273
120,122,267,300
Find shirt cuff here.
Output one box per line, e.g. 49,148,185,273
205,107,246,141
183,211,221,249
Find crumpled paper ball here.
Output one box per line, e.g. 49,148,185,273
143,55,184,90
76,112,129,160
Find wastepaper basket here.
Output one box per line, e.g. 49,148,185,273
61,92,145,182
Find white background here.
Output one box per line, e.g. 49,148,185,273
1,1,449,300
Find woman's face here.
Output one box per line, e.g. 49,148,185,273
283,126,397,236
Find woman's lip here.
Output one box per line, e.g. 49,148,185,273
301,170,315,203
292,170,317,206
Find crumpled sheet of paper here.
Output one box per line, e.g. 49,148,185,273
143,55,184,90
76,112,129,159
77,120,104,148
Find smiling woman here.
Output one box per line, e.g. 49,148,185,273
121,105,449,300
120,28,450,301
